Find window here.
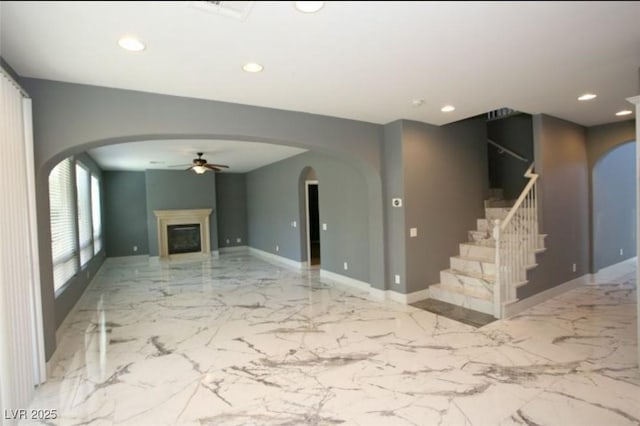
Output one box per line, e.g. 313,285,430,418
91,174,102,254
76,162,93,267
49,158,78,291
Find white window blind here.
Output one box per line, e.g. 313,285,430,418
49,158,78,290
76,162,93,266
91,174,102,254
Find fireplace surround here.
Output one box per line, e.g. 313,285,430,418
153,208,212,259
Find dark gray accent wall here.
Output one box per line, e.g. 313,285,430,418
23,77,384,359
521,115,589,299
402,119,489,293
247,151,370,282
586,119,636,272
103,171,149,257
216,173,248,248
592,142,636,270
382,121,407,291
487,114,534,200
145,170,218,256
53,153,106,329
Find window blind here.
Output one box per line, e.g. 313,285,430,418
49,158,78,290
76,162,93,267
91,174,102,254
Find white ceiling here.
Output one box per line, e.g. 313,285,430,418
88,139,306,173
1,1,639,171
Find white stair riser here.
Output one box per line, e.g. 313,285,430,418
428,284,494,316
460,243,495,261
485,207,510,221
450,256,495,277
440,270,493,298
477,218,490,232
469,230,492,244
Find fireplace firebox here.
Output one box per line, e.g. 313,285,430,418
167,224,201,254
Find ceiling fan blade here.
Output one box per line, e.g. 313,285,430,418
206,164,229,168
185,166,194,171
204,164,222,171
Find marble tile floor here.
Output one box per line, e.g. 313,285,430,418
25,254,639,426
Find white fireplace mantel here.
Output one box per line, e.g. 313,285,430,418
154,208,212,259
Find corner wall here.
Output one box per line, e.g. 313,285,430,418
521,114,589,299
216,173,248,249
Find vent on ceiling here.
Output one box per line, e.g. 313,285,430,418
487,107,521,121
189,1,254,21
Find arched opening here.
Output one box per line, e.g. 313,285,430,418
592,140,637,271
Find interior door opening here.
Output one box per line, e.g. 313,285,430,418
306,181,320,266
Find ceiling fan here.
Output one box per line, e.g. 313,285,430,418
186,152,229,174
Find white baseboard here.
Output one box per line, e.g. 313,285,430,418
219,245,249,254
591,256,637,284
368,287,387,301
386,288,430,304
319,269,371,292
249,247,305,270
503,273,591,317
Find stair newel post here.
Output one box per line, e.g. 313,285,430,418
492,219,503,319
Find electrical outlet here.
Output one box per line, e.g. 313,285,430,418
276,245,279,252
620,248,624,256
572,263,576,272
322,223,327,231
226,239,230,244
343,262,348,270
291,221,297,228
133,245,138,252
410,228,418,237
236,238,241,243
394,274,400,285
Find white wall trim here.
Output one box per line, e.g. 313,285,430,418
219,245,249,253
319,269,370,292
249,247,305,270
590,256,637,284
503,273,591,317
386,288,430,305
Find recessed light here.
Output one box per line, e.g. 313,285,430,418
615,110,632,116
441,105,455,112
118,36,145,52
577,93,597,101
411,99,425,107
242,62,264,73
294,1,325,13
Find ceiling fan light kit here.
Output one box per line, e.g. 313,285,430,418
186,152,229,174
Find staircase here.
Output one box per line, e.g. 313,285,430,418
428,187,546,317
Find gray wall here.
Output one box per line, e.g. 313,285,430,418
521,115,590,299
22,77,384,359
592,142,636,270
487,114,534,200
382,121,407,291
53,153,106,329
586,119,636,272
145,170,218,256
216,173,248,248
402,119,489,292
247,151,370,282
103,171,149,257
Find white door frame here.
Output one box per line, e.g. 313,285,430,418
305,180,319,266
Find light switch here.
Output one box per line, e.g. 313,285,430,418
292,221,297,228
322,223,327,231
410,228,418,237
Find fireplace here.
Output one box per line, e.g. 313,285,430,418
167,224,201,254
154,209,212,259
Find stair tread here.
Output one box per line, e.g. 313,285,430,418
431,283,492,301
451,255,495,264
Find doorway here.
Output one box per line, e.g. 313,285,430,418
306,180,320,266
